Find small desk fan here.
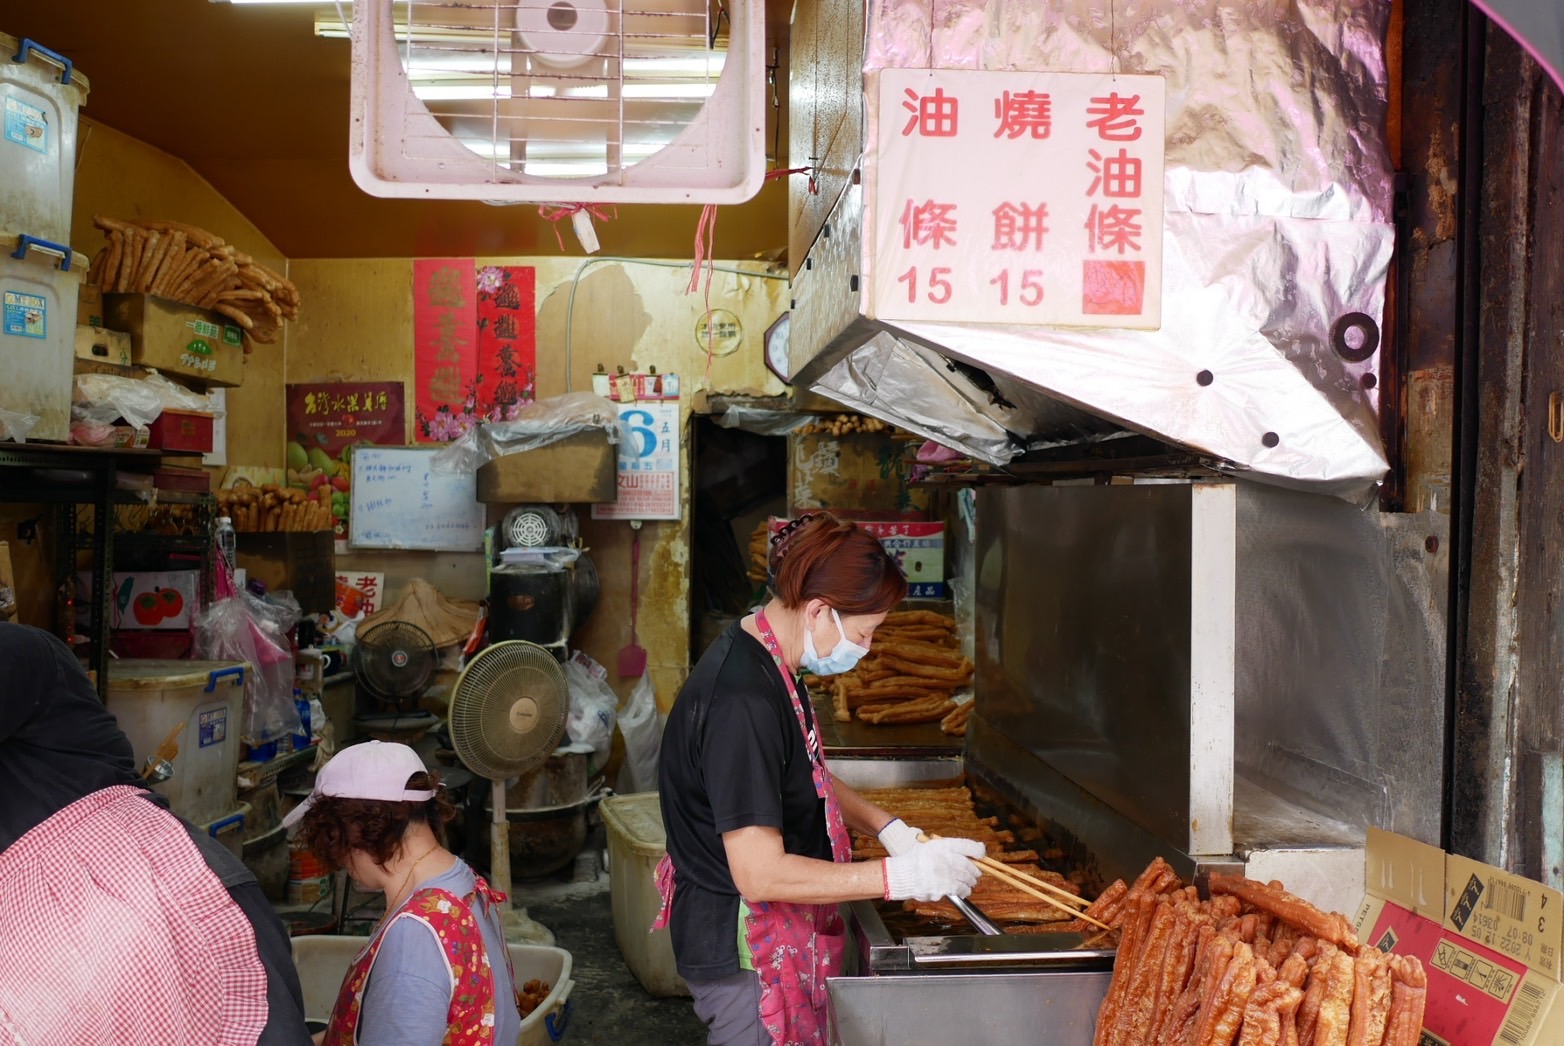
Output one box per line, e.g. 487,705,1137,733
449,639,569,943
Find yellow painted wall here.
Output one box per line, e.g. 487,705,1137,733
5,120,290,631
73,118,289,468
283,257,789,708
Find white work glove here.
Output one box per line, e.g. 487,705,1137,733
883,837,984,902
876,818,923,858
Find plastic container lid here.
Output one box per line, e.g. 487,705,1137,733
106,659,250,690
0,32,91,98
600,792,667,858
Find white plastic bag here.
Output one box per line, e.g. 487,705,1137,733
617,673,662,793
563,659,618,760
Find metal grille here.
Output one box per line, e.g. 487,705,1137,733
391,0,721,179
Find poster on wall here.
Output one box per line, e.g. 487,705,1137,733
591,401,682,521
285,382,406,541
413,260,537,442
475,265,537,421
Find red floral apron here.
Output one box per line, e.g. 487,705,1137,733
655,609,854,1046
322,877,520,1046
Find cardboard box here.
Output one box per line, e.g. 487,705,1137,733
148,409,216,453
475,430,617,505
74,323,134,366
103,293,246,388
78,284,103,328
1356,828,1564,1045
235,531,335,614
769,518,947,597
76,570,199,630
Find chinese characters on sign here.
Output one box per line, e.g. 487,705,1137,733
285,382,406,541
591,402,682,521
875,69,1166,329
475,266,537,424
413,260,478,442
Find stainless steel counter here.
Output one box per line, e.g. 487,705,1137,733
828,971,1110,1046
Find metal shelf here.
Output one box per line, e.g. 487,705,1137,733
0,444,214,699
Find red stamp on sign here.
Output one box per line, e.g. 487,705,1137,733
1082,260,1146,315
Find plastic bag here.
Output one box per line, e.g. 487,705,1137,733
0,407,39,443
617,673,662,793
195,589,302,744
431,392,628,474
563,659,618,760
73,372,219,430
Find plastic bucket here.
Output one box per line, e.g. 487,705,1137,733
599,792,689,997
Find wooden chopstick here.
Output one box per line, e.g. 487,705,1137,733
975,859,1112,931
920,832,1111,931
974,855,1090,908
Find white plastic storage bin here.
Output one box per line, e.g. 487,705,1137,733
0,233,84,442
292,936,573,1046
0,34,90,246
195,801,251,860
105,659,248,826
599,792,689,997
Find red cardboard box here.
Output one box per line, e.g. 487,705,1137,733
149,409,215,454
1356,829,1564,1044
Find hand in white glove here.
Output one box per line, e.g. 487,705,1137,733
876,817,923,858
883,836,985,902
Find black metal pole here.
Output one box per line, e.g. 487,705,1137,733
1444,2,1487,855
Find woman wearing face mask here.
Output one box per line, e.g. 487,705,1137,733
656,512,983,1045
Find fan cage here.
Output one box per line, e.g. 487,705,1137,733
449,641,570,780
354,620,440,701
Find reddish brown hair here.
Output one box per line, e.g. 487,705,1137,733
769,513,907,614
295,770,457,872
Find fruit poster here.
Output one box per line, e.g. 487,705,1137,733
285,382,406,540
412,260,536,442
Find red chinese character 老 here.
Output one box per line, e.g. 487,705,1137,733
901,87,959,137
1086,93,1144,141
1086,148,1143,198
900,199,959,249
991,202,1049,251
993,90,1052,139
1084,204,1143,254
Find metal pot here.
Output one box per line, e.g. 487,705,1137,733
505,747,593,809
504,796,595,879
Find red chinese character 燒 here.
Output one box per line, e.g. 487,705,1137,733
993,90,1052,139
1086,148,1143,198
1084,204,1143,254
900,199,959,249
901,87,959,138
991,202,1050,251
1086,93,1144,141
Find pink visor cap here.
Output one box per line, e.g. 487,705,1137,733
282,740,437,829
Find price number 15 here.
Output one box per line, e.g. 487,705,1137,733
990,269,1045,307
896,266,953,304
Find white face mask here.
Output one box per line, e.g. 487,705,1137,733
801,608,871,676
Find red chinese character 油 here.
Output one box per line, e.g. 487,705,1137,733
993,90,1052,140
1084,204,1143,255
991,202,1050,252
1086,92,1144,141
1086,147,1143,198
900,199,959,249
901,87,960,137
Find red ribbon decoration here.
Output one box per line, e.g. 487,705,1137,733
537,203,619,251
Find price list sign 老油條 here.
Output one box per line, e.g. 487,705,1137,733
873,68,1166,330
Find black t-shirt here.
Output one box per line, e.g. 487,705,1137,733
0,622,141,850
657,619,831,981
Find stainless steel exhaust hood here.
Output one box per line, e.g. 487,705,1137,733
785,0,1395,498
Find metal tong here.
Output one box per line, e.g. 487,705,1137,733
948,894,1003,936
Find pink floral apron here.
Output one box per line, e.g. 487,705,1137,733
322,878,520,1046
655,609,853,1046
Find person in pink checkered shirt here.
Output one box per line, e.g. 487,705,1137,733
0,622,312,1046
